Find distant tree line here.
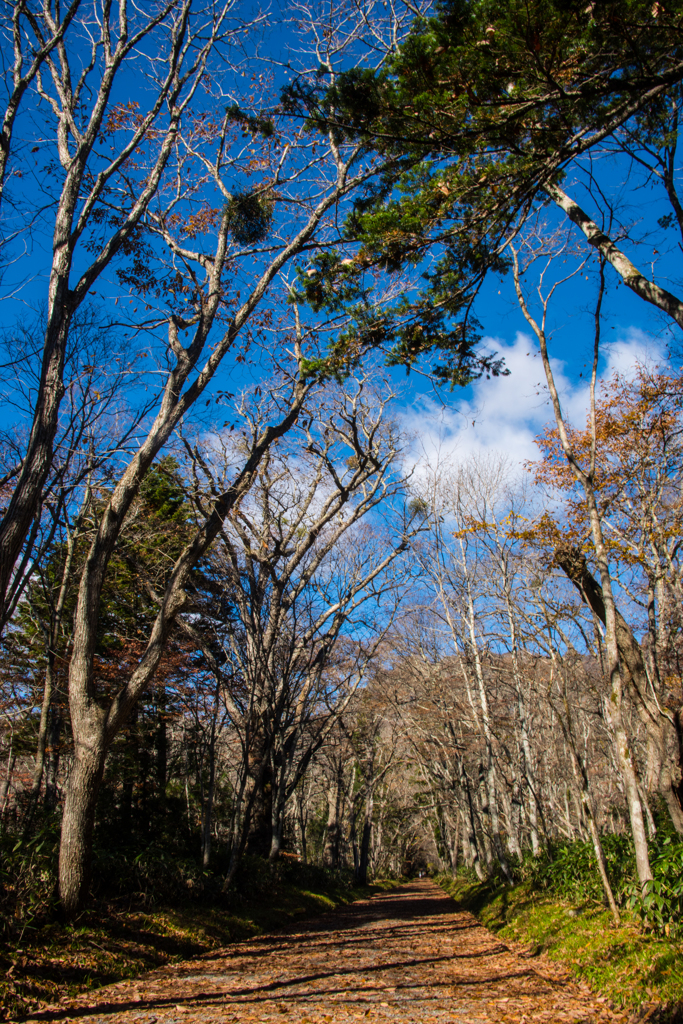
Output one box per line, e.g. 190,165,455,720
0,0,682,927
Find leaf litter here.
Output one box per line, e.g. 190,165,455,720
20,881,628,1024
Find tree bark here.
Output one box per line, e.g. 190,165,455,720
45,701,62,811
58,733,107,916
201,737,216,869
268,764,288,863
323,774,342,868
461,764,485,881
25,658,56,824
356,790,374,885
555,543,683,833
0,739,16,824
547,184,683,328
556,699,621,924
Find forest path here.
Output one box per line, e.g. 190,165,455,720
26,880,627,1024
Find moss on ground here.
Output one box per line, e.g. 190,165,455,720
439,874,683,1020
0,864,385,1022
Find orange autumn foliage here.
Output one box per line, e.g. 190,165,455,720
531,364,683,579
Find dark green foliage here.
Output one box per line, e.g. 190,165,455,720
0,818,357,941
139,458,187,523
228,855,357,905
631,838,683,937
224,189,274,246
0,820,61,938
286,0,683,384
96,456,192,651
226,104,275,138
519,834,636,907
315,0,683,172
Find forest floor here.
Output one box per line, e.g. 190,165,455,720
15,879,634,1024
438,875,683,1022
0,861,370,1024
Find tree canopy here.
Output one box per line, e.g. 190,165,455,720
287,0,683,381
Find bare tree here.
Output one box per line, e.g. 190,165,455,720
178,376,420,880
47,0,428,913
0,2,251,624
511,234,653,888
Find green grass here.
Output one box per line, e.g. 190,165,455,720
439,874,683,1019
0,860,384,1023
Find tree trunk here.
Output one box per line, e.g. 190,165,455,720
526,780,540,856
28,521,79,823
268,756,289,863
475,766,491,865
507,790,522,860
460,808,473,868
26,659,55,823
460,765,486,881
350,814,359,877
156,685,167,819
139,721,151,834
606,685,653,888
586,810,621,925
45,701,62,811
224,757,268,889
518,694,541,854
0,741,16,824
246,726,273,858
659,753,683,833
502,569,539,860
201,738,216,869
558,702,621,925
269,811,284,863
356,790,373,885
555,544,683,834
58,739,107,916
444,809,459,873
465,589,512,883
515,256,653,888
293,787,308,864
120,707,138,840
563,786,576,838
323,775,341,868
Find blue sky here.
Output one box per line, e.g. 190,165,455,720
0,0,680,486
400,325,666,479
394,147,682,480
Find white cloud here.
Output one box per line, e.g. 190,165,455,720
401,328,667,476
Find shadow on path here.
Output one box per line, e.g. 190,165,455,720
23,880,624,1024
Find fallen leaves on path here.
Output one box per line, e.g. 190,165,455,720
21,881,627,1024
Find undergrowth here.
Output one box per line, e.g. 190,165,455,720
438,818,683,1022
511,823,683,937
0,823,372,1022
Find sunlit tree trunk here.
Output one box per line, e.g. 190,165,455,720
513,249,653,891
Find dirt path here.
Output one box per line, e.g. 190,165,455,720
25,880,627,1024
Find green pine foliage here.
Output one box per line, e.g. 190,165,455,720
285,0,683,384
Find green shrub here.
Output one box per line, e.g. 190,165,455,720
0,820,60,936
513,819,683,937
518,833,636,907
1,815,358,938
628,837,683,937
